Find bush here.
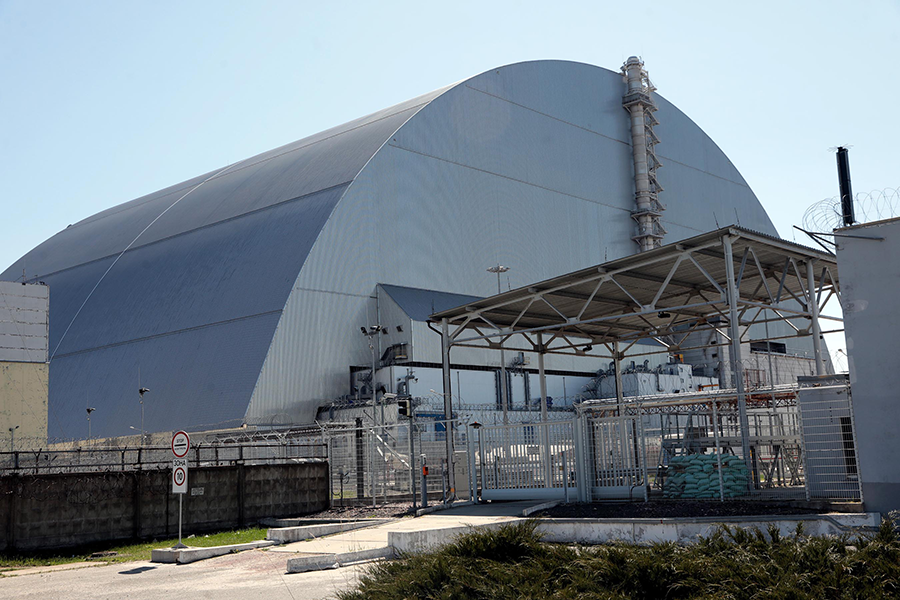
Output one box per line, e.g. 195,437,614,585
340,516,900,600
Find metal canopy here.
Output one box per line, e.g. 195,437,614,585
430,226,841,359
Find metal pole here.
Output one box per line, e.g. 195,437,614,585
806,260,825,376
488,266,510,423
723,235,753,478
613,341,624,415
178,494,183,547
440,318,456,499
563,450,569,503
537,333,552,487
409,408,417,508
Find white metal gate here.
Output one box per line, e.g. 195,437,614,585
477,420,578,501
583,414,648,500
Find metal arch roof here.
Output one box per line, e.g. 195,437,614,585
431,226,840,351
0,84,452,440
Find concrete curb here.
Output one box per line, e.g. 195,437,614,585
150,540,278,564
415,500,474,517
386,512,881,554
286,546,396,573
521,500,561,517
267,519,392,543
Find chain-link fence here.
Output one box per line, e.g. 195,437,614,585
324,417,473,507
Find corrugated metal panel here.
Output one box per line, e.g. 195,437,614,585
0,282,48,363
4,60,798,435
50,312,281,438
1,85,449,439
379,284,483,322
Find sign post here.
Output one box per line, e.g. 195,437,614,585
171,431,190,549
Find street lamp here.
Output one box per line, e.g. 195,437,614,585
86,407,96,440
8,425,19,452
138,387,149,445
487,265,510,424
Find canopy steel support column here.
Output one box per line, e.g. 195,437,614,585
613,340,624,415
807,260,825,376
440,318,456,499
723,236,753,477
537,333,552,487
538,333,548,422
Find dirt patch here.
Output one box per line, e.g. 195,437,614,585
304,502,416,520
537,501,829,520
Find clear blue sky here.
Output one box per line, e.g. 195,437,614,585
2,0,897,357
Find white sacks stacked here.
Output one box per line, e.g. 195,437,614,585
663,453,750,499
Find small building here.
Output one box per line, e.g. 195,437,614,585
836,216,900,515
0,281,49,449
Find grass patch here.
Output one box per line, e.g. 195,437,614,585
340,518,900,599
0,526,268,571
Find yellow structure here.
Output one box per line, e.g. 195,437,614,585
0,361,48,450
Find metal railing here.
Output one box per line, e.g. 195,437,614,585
0,442,326,475
466,382,862,504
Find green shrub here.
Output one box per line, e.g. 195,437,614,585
340,516,900,600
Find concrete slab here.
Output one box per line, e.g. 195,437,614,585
267,519,392,543
150,540,278,564
286,547,396,573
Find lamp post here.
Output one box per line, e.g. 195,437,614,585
86,407,96,440
138,387,149,445
361,325,384,506
487,265,510,424
8,425,19,452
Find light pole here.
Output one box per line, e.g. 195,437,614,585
86,407,96,440
8,425,18,452
361,325,384,506
138,387,149,445
487,265,510,424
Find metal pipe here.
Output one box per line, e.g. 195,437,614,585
537,333,552,487
836,146,854,226
807,260,825,376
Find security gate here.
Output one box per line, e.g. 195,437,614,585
583,414,648,500
477,420,578,501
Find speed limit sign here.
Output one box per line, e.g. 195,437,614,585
172,457,188,494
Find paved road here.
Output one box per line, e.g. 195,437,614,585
0,550,364,600
0,501,545,599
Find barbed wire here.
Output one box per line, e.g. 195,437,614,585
802,188,900,232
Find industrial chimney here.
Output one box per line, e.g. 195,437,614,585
622,57,665,252
836,146,854,227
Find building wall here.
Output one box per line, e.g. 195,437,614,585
250,61,779,425
837,217,900,514
0,361,48,449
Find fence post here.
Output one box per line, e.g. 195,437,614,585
562,450,569,503
355,418,365,501
573,416,588,503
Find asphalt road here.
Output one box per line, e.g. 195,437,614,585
0,549,364,600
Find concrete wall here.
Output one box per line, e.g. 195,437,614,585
837,217,900,514
0,461,328,551
0,361,48,449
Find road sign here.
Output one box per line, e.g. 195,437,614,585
172,458,188,494
172,431,190,458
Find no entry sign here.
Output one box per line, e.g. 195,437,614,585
172,431,190,458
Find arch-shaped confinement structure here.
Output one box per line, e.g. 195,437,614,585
2,60,777,440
